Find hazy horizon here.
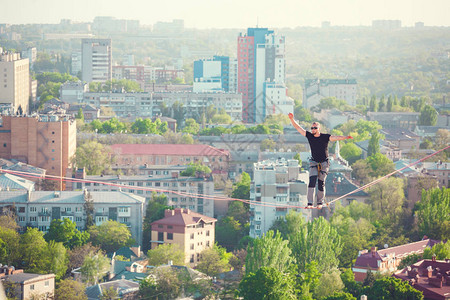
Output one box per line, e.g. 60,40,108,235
1,0,449,28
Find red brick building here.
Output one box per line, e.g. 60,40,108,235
150,208,216,267
352,239,440,282
394,258,450,300
111,144,230,176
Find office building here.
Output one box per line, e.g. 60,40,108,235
0,52,30,114
249,158,309,238
238,28,289,123
81,39,112,82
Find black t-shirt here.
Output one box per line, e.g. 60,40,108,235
306,131,331,162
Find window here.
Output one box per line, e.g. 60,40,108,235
19,216,25,222
206,230,210,237
30,207,37,212
45,281,49,287
30,284,35,290
190,255,194,263
167,225,173,229
2,143,6,147
119,207,129,213
18,207,25,213
167,233,173,240
190,233,194,239
30,217,37,222
75,217,83,222
158,224,163,228
190,243,194,250
158,232,164,241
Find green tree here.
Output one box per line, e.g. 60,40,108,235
415,187,450,240
289,217,342,273
179,163,211,176
369,177,405,221
147,244,185,266
366,153,395,178
231,172,251,200
0,227,20,265
260,138,277,151
43,241,68,280
294,153,302,166
20,227,47,273
363,277,423,300
340,143,362,165
80,251,110,285
73,141,112,175
68,243,101,270
54,279,87,300
211,112,232,124
99,287,119,300
323,292,357,300
367,131,381,157
297,261,322,300
270,210,305,239
76,108,84,122
130,118,157,134
182,118,200,135
239,267,296,300
196,247,230,276
423,242,450,260
172,101,185,129
314,269,345,299
143,193,170,252
216,216,243,251
419,104,438,126
340,268,362,298
245,230,294,275
45,218,89,249
88,221,133,253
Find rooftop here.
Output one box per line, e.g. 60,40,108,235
111,144,230,157
151,208,216,227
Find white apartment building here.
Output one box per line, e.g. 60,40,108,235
249,159,309,238
263,82,294,118
81,39,112,82
71,52,82,76
0,52,30,114
59,81,88,104
0,190,144,245
303,79,358,109
68,174,215,217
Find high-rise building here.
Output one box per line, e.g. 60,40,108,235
71,51,82,76
20,47,37,67
303,79,358,109
81,39,112,82
238,28,289,123
0,52,30,114
193,56,238,93
0,114,76,190
249,158,309,238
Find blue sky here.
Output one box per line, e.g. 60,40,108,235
2,0,449,28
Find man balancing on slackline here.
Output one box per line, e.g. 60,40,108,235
288,113,353,209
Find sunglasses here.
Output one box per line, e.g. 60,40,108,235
311,127,318,130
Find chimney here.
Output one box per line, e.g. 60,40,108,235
371,247,377,257
427,266,433,278
432,254,436,262
164,209,175,218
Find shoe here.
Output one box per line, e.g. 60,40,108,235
307,203,313,208
316,202,323,209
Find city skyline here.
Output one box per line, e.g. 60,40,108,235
1,0,449,28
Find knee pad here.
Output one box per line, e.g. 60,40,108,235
308,176,318,188
318,179,324,191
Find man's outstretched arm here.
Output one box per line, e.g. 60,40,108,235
330,135,353,141
288,113,306,136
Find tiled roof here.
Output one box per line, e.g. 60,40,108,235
151,209,216,227
111,144,230,157
394,259,450,300
354,239,440,269
5,273,55,283
86,279,139,299
325,172,368,197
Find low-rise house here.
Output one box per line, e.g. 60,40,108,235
67,104,100,122
150,208,216,267
1,271,55,300
394,258,450,300
0,190,144,245
352,239,440,281
85,279,139,300
0,172,35,191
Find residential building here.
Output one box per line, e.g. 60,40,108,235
0,52,30,114
249,159,309,238
0,158,46,182
263,82,294,118
313,109,365,129
2,272,55,300
67,173,215,217
367,112,419,130
303,79,357,110
238,28,289,123
380,127,421,156
152,116,176,132
67,104,100,122
112,65,184,84
82,91,242,121
394,258,450,300
60,81,88,104
20,47,37,67
352,239,440,282
71,52,82,76
153,19,184,34
0,190,145,245
150,208,216,267
110,144,230,178
81,39,112,82
0,114,76,189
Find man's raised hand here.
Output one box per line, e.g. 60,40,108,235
288,113,294,119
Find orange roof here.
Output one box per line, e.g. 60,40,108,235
111,144,229,157
151,208,216,227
